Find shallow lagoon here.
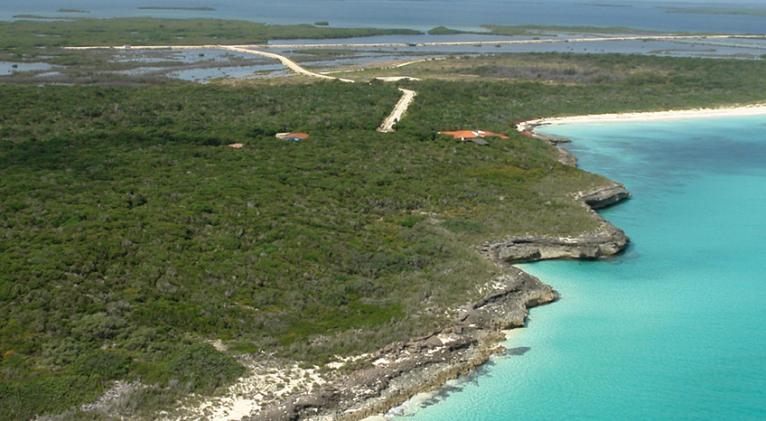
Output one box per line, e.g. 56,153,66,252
0,61,51,76
167,64,287,82
272,35,766,60
395,116,766,420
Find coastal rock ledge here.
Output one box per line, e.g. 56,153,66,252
482,184,630,265
248,184,630,421
579,184,631,210
255,269,558,421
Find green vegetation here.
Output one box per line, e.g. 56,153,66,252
340,52,766,95
58,9,90,14
662,6,766,17
3,44,766,419
315,21,330,27
0,17,674,56
0,78,605,420
427,26,469,35
11,15,68,21
0,17,422,51
482,24,658,35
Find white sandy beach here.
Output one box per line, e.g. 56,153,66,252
517,103,766,132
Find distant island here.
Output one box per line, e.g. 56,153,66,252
57,8,89,14
426,24,659,36
662,6,766,17
579,2,633,8
11,14,70,20
137,6,216,11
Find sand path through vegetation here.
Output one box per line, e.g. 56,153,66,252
64,44,355,83
377,88,417,133
217,45,355,83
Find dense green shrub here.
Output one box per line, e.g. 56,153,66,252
151,343,245,393
3,52,765,418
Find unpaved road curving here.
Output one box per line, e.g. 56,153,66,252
218,45,355,83
378,88,417,133
64,44,355,83
65,44,429,128
64,33,766,83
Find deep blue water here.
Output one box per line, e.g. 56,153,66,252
393,116,766,420
3,1,766,34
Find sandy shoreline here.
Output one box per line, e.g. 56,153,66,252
516,103,766,132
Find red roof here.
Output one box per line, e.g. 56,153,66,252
438,130,509,140
276,132,310,140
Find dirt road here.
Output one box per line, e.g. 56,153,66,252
64,34,765,81
64,44,355,83
378,88,417,133
218,45,354,83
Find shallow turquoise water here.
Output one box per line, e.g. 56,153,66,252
397,116,766,420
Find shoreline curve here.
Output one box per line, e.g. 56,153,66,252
517,103,766,132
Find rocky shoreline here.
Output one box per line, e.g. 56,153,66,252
250,182,630,419
77,178,630,421
483,187,630,265
145,124,634,421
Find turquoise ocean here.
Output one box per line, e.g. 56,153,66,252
396,116,766,420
